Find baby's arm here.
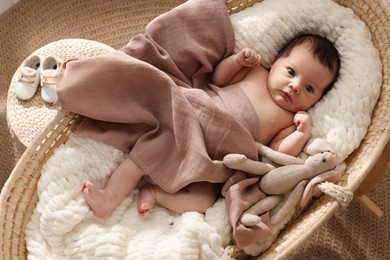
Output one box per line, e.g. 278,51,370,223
269,111,312,156
211,48,261,86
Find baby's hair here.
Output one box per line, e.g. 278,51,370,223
276,34,340,95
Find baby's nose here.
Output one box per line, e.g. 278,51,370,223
289,79,301,93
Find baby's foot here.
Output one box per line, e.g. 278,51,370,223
137,184,157,217
81,180,112,219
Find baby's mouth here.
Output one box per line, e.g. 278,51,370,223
281,90,293,103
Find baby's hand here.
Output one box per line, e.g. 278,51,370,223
235,48,262,67
294,111,312,134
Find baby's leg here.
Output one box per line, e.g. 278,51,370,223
137,184,157,217
81,157,144,219
137,182,218,217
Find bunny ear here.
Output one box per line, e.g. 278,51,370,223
303,138,336,155
300,167,340,207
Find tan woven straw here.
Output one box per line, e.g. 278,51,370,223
0,0,389,259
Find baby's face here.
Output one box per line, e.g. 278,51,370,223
267,43,334,112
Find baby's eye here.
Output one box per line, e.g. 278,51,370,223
305,85,314,93
287,68,295,76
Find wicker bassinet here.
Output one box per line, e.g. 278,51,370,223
1,0,389,259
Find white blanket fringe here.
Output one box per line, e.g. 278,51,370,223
317,182,354,208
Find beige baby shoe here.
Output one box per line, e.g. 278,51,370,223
40,55,62,103
14,55,42,100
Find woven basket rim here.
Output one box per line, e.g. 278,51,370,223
1,0,389,259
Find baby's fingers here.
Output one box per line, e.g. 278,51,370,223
246,56,261,66
243,49,261,66
294,111,312,132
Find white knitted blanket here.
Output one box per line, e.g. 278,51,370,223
26,136,232,259
26,0,382,258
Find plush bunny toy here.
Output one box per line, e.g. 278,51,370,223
223,138,339,227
